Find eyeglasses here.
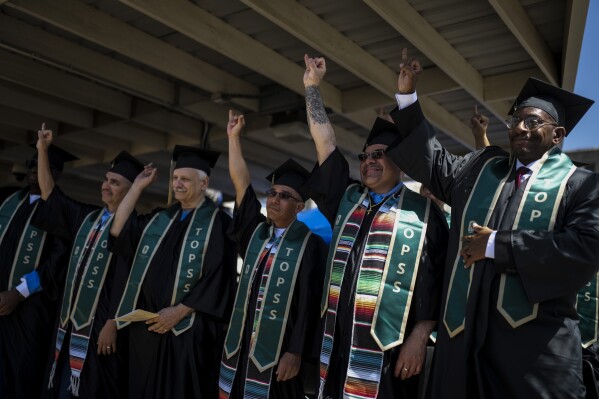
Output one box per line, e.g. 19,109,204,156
266,189,302,202
505,115,557,131
357,149,386,162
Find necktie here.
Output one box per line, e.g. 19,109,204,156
515,167,531,188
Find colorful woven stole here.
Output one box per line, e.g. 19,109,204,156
116,200,217,335
49,209,114,396
0,189,47,289
318,185,429,399
220,220,311,399
444,147,575,337
578,272,599,348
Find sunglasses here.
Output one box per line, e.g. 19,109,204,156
266,189,302,202
357,149,386,162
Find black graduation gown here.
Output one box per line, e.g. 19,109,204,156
227,185,326,399
303,149,448,399
388,100,599,399
35,187,128,399
114,202,236,399
0,189,69,399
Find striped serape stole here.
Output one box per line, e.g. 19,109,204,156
319,194,367,396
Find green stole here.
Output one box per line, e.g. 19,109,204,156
224,220,311,372
321,184,429,348
0,189,47,289
443,147,575,337
318,185,429,399
50,209,114,395
59,209,114,330
577,273,599,348
116,201,217,335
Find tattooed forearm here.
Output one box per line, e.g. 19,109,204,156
305,85,330,125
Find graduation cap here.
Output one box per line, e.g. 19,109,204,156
109,151,144,183
363,117,399,150
172,145,220,176
265,159,310,201
29,144,78,172
509,78,594,135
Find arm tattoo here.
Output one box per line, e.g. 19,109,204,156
305,85,330,125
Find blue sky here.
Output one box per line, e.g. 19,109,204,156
563,0,599,151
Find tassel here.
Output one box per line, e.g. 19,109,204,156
47,360,57,389
69,374,81,397
167,159,174,207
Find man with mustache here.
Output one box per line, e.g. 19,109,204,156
111,145,236,399
302,54,448,399
36,127,144,398
219,111,326,399
387,49,599,398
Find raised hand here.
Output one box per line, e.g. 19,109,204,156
146,304,192,334
37,123,53,151
303,54,326,87
397,48,422,94
227,110,245,138
133,163,158,190
470,105,490,149
471,105,489,136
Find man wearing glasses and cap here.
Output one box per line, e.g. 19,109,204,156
110,145,236,399
0,142,75,399
302,55,448,399
219,111,326,399
386,49,599,398
35,127,144,398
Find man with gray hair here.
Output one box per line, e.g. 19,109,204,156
111,145,236,399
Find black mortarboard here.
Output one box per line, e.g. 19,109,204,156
363,118,399,150
29,144,78,172
509,78,594,135
172,145,220,176
265,159,310,201
109,151,144,183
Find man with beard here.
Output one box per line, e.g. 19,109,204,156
111,145,236,399
302,54,448,399
387,49,599,398
0,143,74,399
36,127,144,398
219,111,326,399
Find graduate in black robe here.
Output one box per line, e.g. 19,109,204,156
302,55,448,399
0,147,73,399
221,111,326,398
111,146,236,399
36,128,144,399
388,52,599,398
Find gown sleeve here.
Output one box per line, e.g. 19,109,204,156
303,147,351,226
410,201,449,322
33,237,70,301
111,210,159,262
33,186,99,240
228,185,266,257
285,234,327,356
387,101,494,207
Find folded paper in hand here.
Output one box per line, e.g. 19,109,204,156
114,309,159,323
